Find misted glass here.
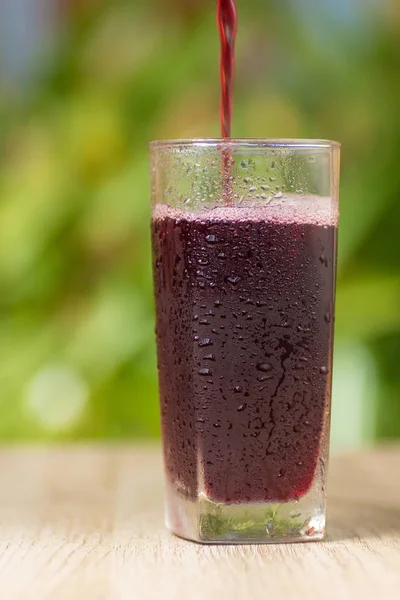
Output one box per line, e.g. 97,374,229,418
150,139,340,543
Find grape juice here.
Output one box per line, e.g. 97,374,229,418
152,201,337,504
217,0,238,138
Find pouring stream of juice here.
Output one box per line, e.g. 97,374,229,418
217,0,238,138
217,0,238,204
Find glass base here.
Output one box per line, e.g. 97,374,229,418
165,478,326,544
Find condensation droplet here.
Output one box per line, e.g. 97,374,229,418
226,275,242,287
257,362,273,373
319,254,329,267
199,368,212,376
205,234,219,244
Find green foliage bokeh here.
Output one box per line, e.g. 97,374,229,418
0,0,399,442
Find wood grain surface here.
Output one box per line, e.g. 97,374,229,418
0,445,398,599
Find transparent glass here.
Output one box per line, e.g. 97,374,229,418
150,139,340,544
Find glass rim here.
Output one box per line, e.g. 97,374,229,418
149,138,341,150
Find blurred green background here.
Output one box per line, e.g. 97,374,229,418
0,0,399,446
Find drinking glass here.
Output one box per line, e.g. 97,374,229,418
150,139,340,543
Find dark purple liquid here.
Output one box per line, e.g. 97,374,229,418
152,205,336,504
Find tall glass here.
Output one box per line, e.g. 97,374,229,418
150,139,340,544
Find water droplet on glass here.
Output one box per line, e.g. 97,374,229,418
205,234,218,244
234,386,243,393
320,366,329,375
226,275,242,287
319,254,328,267
199,368,212,376
324,312,331,324
199,338,213,347
237,403,247,412
204,354,216,361
257,362,273,373
266,521,275,535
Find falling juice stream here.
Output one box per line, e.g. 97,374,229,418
217,0,238,139
217,0,238,204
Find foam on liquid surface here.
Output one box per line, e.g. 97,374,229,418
152,195,337,228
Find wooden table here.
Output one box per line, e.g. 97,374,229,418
0,446,399,599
